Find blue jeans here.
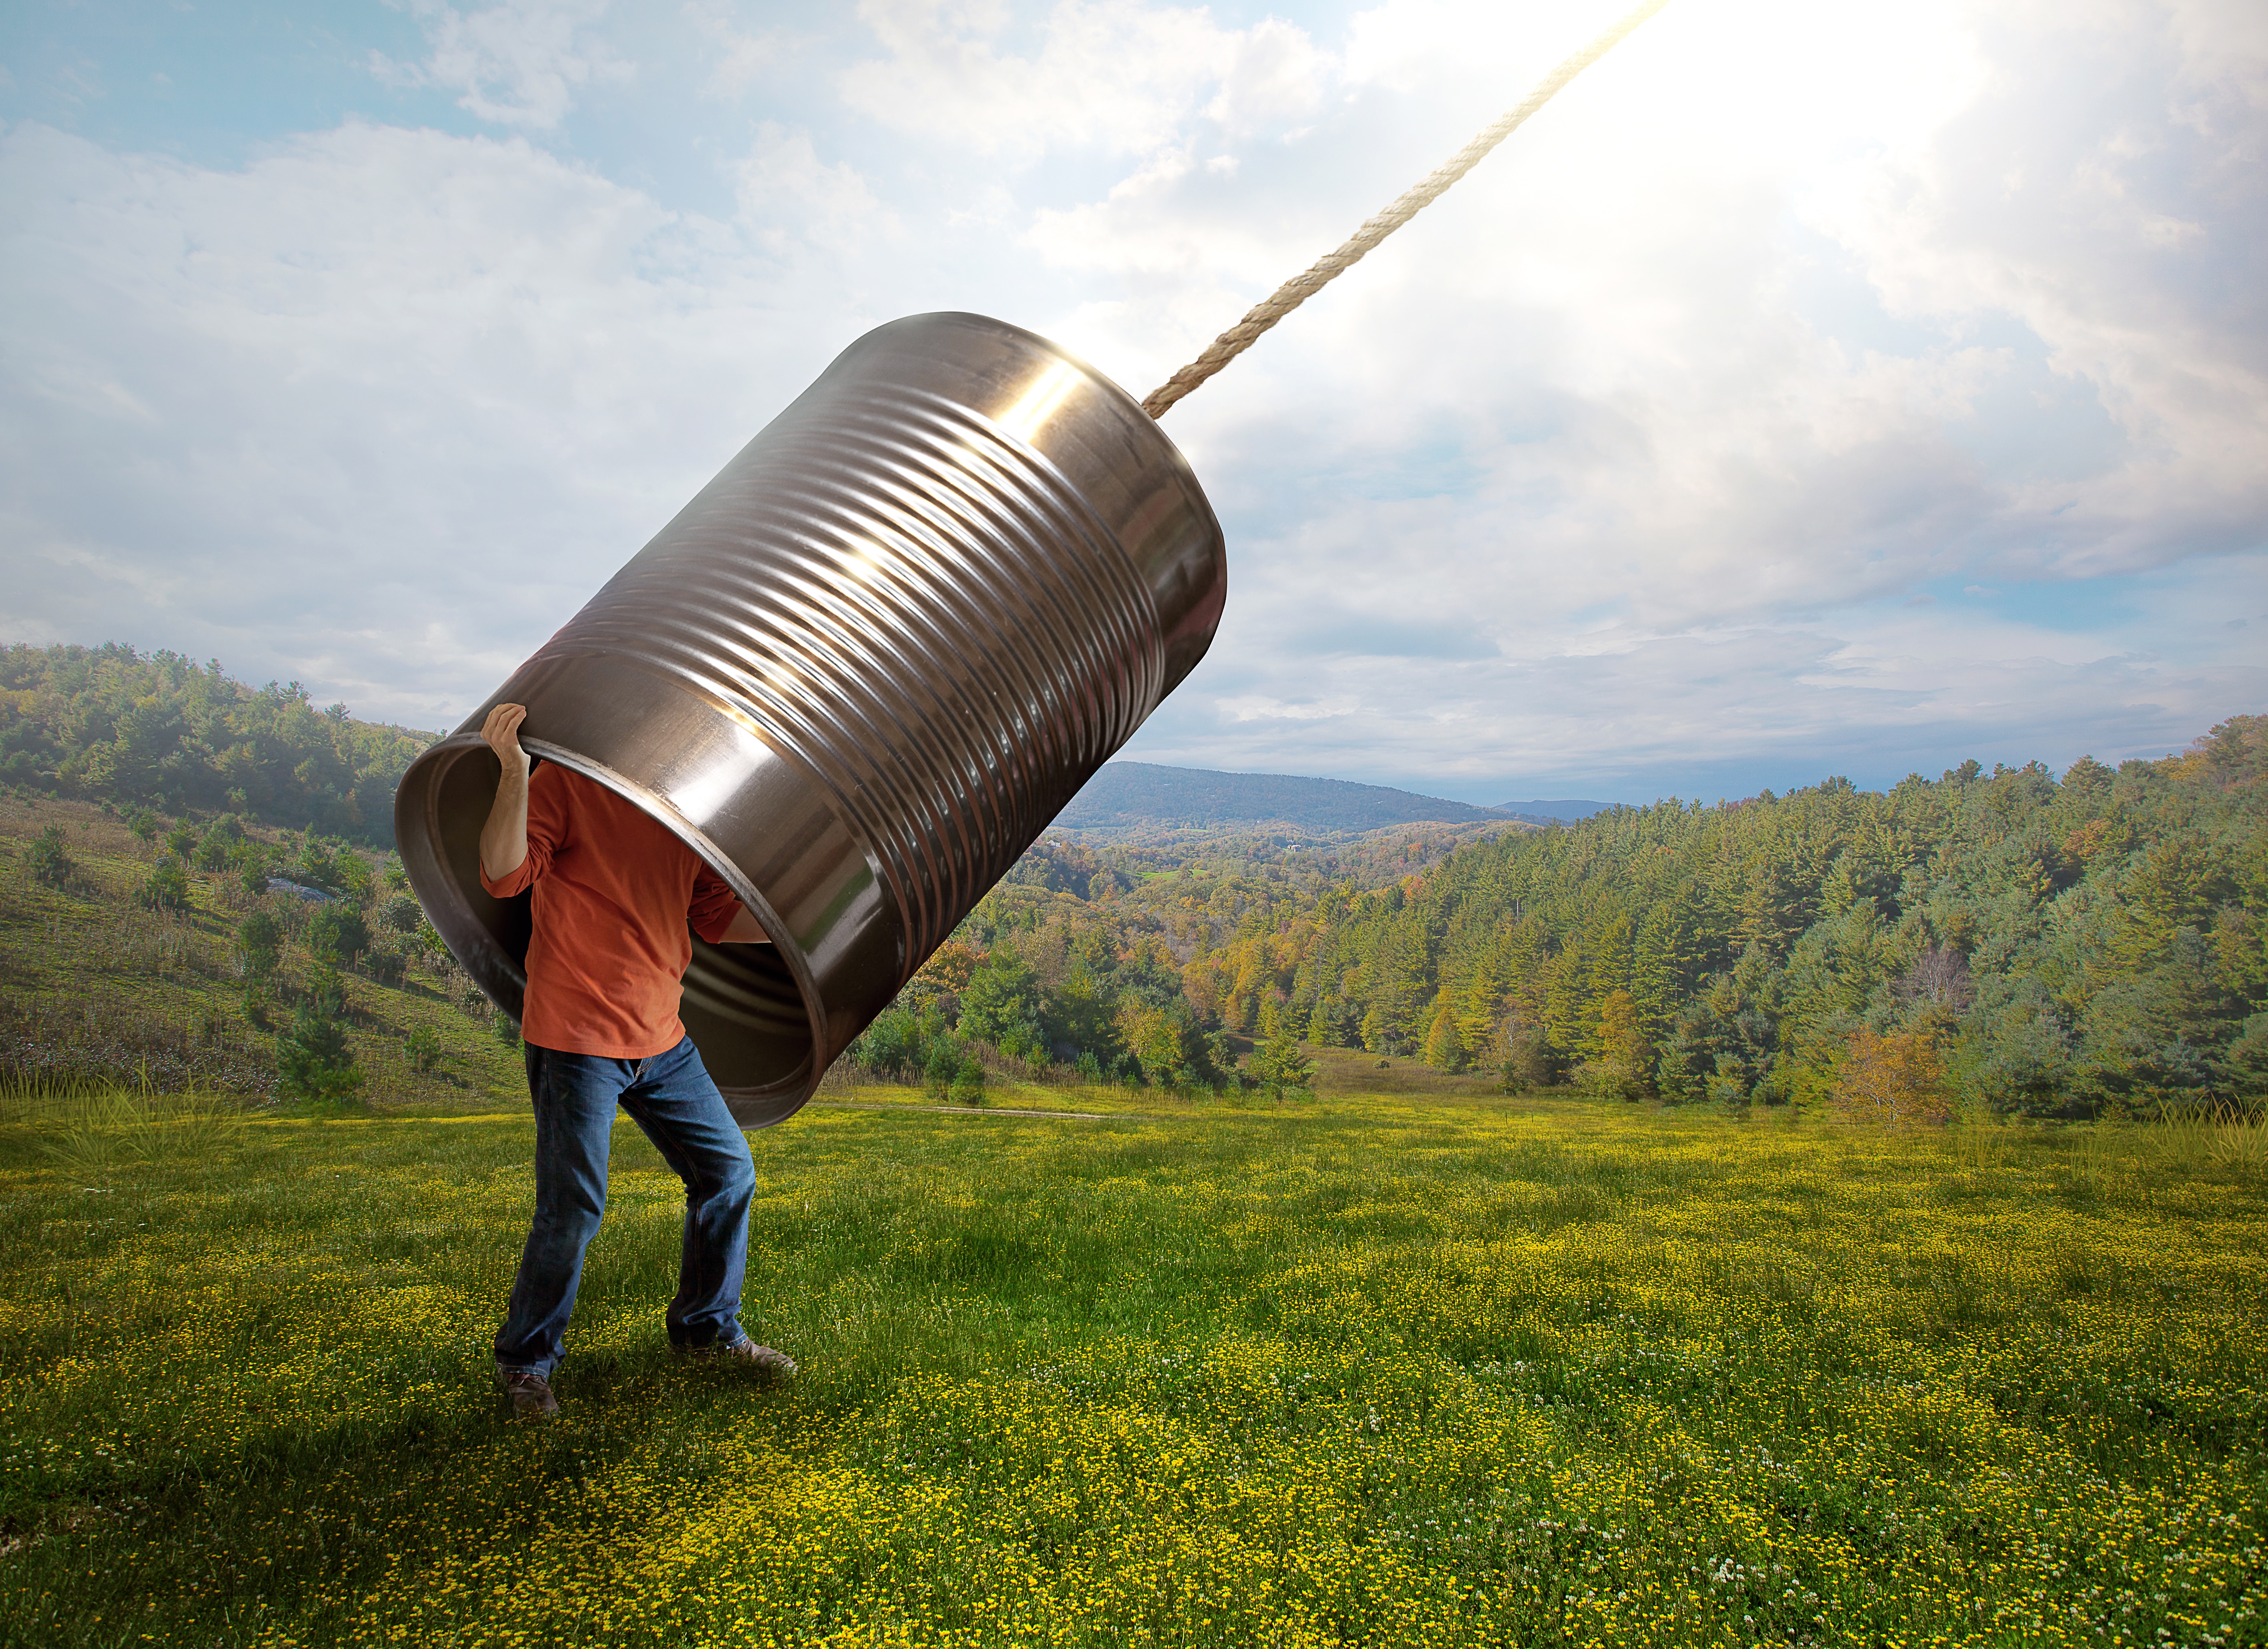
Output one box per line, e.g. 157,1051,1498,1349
494,1036,756,1379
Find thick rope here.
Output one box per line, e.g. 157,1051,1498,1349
1141,0,1670,420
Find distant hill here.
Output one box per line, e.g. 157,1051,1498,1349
0,641,435,846
1054,762,1515,833
1492,799,1612,823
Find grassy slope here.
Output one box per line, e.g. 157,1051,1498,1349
0,796,526,1110
0,1091,2261,1647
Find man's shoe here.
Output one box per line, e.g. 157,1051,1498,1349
497,1367,559,1419
679,1337,797,1380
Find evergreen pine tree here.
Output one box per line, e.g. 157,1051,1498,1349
1422,1004,1465,1071
276,963,365,1110
27,826,75,887
1249,1023,1315,1102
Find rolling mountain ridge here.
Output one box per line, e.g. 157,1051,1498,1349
1054,761,1607,834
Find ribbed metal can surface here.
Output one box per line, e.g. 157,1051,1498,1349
394,313,1227,1124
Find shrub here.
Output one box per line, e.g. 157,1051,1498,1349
293,837,374,905
1248,1026,1316,1102
140,860,192,911
307,904,372,966
1574,1056,1649,1102
26,825,75,887
381,895,424,935
364,945,406,986
948,1059,986,1106
194,814,246,871
1831,1028,1953,1125
493,1014,522,1050
127,808,160,844
163,824,197,864
852,1006,913,1077
240,911,287,994
405,1026,445,1074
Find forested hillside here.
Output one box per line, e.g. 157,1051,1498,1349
873,718,2268,1118
0,643,434,846
851,822,1517,1091
1222,720,2268,1116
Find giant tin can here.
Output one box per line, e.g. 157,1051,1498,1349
393,312,1227,1125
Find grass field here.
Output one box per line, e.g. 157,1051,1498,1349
2,1089,2264,1648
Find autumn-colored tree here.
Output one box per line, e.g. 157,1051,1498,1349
1447,971,1502,1058
1116,997,1222,1089
1181,959,1224,1024
1830,1028,1952,1125
1417,984,1478,1071
916,940,983,994
1496,1009,1553,1091
1602,989,1649,1068
1421,1001,1465,1071
1574,989,1652,1101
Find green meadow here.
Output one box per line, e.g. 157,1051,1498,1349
4,1090,2264,1648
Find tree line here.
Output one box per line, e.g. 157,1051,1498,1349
859,717,2265,1117
1190,718,2267,1117
0,643,434,846
846,833,1345,1097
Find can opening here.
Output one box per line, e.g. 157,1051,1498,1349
398,738,819,1126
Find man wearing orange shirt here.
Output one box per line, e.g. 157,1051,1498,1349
477,701,794,1419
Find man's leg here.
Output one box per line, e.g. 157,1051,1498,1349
618,1036,762,1353
494,1043,631,1382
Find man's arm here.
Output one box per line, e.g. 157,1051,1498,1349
719,904,770,944
478,703,532,881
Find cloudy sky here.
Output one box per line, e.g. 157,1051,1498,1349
2,0,2262,804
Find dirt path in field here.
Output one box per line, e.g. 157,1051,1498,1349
807,1101,1126,1121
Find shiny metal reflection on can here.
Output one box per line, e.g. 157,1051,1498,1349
393,312,1228,1126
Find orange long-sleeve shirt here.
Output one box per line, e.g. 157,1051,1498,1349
479,763,744,1059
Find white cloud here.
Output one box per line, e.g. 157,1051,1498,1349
839,0,1328,159
373,0,633,130
735,122,895,255
1798,0,2268,578
1205,19,1331,136
684,1,786,98
1216,693,1357,723
0,120,879,725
